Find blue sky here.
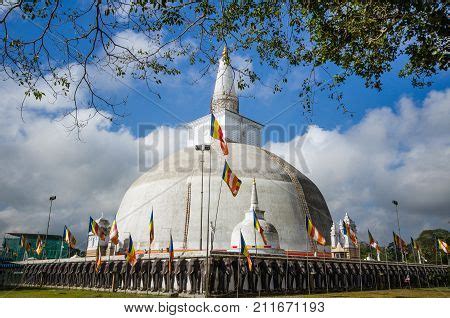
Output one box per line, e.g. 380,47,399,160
111,52,449,142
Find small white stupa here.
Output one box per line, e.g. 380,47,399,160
229,179,284,255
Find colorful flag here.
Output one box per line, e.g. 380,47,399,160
168,234,174,273
306,215,326,246
240,232,252,271
126,235,137,266
393,232,407,252
20,235,27,249
368,230,379,251
109,219,119,245
149,210,155,245
25,242,31,252
438,239,449,254
89,216,105,240
210,114,229,156
342,220,358,246
222,161,242,197
411,237,420,251
95,244,102,272
253,209,267,245
36,236,43,255
63,226,77,248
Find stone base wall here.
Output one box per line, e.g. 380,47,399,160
1,252,448,296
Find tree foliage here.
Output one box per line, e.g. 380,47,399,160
415,228,449,264
0,0,447,130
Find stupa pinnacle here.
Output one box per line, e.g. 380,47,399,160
210,46,239,114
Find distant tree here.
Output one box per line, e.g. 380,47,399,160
1,1,447,131
415,229,449,264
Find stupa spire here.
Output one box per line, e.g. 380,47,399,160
210,45,239,114
250,178,259,211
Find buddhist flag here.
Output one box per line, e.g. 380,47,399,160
253,209,267,245
438,239,449,254
222,161,242,197
126,235,137,266
36,236,43,255
109,219,119,245
20,235,27,249
95,244,102,272
63,226,77,248
342,220,358,246
168,234,174,273
368,230,379,251
393,232,407,252
306,215,326,246
149,210,155,245
411,237,420,251
89,216,105,240
210,113,229,156
240,232,252,271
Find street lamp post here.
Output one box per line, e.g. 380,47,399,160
44,195,56,259
195,144,211,251
195,143,211,296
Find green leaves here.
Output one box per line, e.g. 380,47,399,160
1,0,447,127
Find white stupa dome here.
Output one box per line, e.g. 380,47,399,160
116,143,332,252
115,46,333,253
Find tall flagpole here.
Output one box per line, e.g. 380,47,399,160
323,245,329,293
85,231,90,263
435,237,438,265
404,246,411,289
358,243,363,291
285,239,288,295
59,227,65,259
385,247,391,290
237,240,240,298
205,148,212,298
393,236,401,288
305,219,311,295
147,236,151,295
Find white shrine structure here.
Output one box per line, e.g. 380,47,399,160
330,213,360,259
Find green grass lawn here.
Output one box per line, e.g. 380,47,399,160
0,287,164,298
0,287,449,298
295,287,450,298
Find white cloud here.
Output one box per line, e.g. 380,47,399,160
265,89,450,244
0,79,187,249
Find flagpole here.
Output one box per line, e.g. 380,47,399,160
385,247,391,290
147,239,151,295
305,220,311,295
237,243,240,298
285,239,288,296
358,243,363,291
393,235,401,288
125,234,131,294
205,147,212,298
59,228,65,259
254,224,260,297
85,220,91,264
404,247,411,289
169,230,172,294
434,236,438,265
323,245,329,293
254,223,257,257
147,212,152,295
